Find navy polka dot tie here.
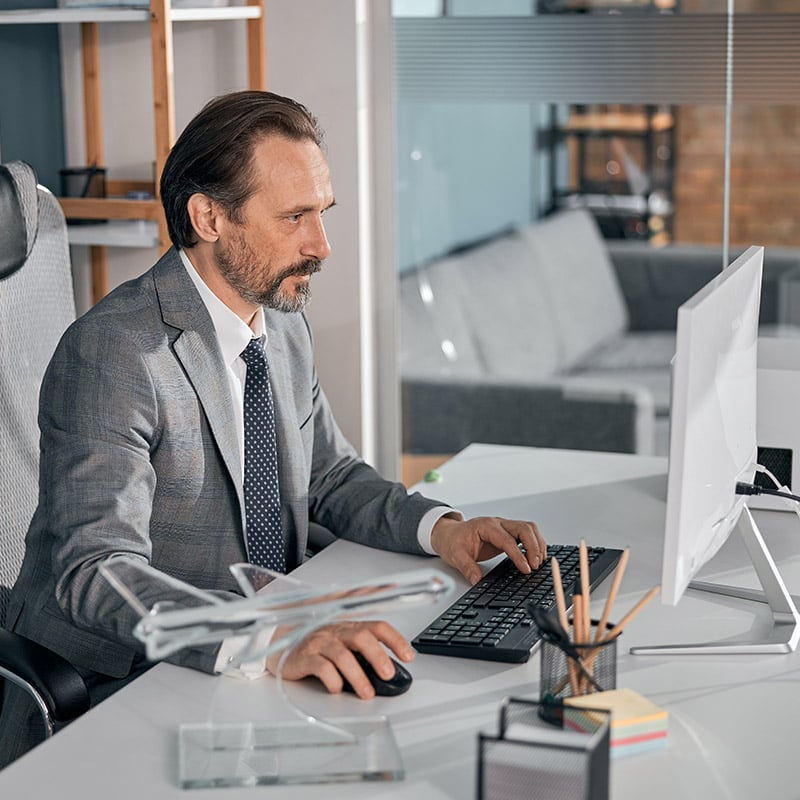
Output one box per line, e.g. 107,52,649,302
240,338,286,572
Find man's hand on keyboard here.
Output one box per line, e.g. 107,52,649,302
430,516,546,586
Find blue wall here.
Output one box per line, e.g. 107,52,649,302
395,100,534,272
0,0,65,191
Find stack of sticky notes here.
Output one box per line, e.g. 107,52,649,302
563,688,668,757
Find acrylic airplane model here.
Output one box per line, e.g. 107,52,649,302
99,557,456,669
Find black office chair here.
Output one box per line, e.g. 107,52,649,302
0,161,90,754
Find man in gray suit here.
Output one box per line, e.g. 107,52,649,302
0,91,545,766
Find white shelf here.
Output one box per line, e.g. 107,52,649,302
171,6,260,21
0,5,260,25
67,220,159,248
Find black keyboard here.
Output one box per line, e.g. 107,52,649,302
412,544,623,663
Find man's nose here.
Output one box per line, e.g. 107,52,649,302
301,217,332,261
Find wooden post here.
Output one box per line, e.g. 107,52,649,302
149,0,175,253
246,0,266,90
81,21,109,303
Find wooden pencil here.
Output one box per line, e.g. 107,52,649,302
551,556,570,633
595,547,630,643
599,585,661,644
579,538,590,643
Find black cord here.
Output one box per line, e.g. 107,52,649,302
735,481,800,504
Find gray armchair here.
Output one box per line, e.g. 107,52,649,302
0,161,89,760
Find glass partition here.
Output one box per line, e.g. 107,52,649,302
392,0,800,484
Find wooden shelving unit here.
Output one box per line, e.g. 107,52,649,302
0,1,266,303
535,0,679,243
543,103,676,243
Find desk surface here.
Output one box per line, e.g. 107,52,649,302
4,444,800,798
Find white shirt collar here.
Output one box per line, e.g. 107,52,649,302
179,248,266,364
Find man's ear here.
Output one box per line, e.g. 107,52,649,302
187,193,222,243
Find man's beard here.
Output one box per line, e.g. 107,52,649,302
217,232,322,313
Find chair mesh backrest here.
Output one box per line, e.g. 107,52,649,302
0,161,76,626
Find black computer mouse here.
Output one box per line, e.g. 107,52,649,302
341,652,413,697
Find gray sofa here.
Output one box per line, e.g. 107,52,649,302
400,209,800,457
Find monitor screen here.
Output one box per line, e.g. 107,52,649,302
661,246,764,606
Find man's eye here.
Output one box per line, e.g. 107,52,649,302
288,214,302,223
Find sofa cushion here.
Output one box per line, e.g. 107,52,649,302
444,231,561,380
577,331,677,372
518,209,629,370
567,330,676,415
399,255,485,380
568,365,672,415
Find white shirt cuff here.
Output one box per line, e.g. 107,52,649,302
417,506,464,555
214,625,276,679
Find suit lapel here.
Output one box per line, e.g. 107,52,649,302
262,311,306,500
152,250,245,516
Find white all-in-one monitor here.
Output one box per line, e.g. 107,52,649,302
632,245,800,655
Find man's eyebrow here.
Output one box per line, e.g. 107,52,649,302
283,198,337,215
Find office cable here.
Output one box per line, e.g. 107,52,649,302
735,461,800,513
735,482,800,503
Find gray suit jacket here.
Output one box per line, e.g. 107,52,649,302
7,248,442,690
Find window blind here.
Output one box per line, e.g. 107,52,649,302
394,15,800,105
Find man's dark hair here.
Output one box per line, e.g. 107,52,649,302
160,90,325,249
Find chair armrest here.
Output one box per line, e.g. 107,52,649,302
0,629,90,726
305,522,337,559
402,376,655,456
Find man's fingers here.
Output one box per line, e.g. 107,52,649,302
273,620,414,699
443,545,484,585
323,622,412,697
309,655,348,694
475,518,546,572
361,620,415,664
301,644,377,699
470,518,531,574
338,623,407,681
431,515,548,586
504,520,546,569
322,647,375,699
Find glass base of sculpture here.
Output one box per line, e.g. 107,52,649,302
177,716,404,788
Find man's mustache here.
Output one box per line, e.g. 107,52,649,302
279,259,322,281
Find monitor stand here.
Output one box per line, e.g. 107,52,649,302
631,506,800,655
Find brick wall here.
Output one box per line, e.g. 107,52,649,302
674,105,800,247
674,0,800,246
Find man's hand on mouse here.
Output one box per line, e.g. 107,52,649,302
430,515,547,586
266,620,413,700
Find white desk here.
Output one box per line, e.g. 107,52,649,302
4,443,800,798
